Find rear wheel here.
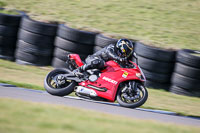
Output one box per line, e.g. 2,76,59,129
44,68,77,96
117,83,148,108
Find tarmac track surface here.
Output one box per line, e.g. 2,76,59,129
0,85,200,127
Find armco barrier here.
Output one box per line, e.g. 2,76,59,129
0,9,199,97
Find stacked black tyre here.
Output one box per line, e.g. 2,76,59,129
0,9,25,61
95,34,118,48
53,24,99,68
170,49,200,97
15,16,57,66
135,42,176,90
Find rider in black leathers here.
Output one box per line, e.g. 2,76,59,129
74,39,135,74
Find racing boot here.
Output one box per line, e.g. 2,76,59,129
72,64,92,77
72,67,83,77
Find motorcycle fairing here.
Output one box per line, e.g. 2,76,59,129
79,60,145,102
69,54,84,67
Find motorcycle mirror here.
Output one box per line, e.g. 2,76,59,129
132,52,138,65
133,52,138,59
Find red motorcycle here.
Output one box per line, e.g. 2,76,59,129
44,54,148,108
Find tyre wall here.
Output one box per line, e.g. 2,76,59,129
52,24,99,68
169,50,200,97
15,16,57,66
0,9,26,61
0,9,199,97
134,42,176,91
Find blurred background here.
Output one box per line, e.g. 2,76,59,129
0,0,200,132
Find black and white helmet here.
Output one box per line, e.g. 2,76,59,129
115,39,134,58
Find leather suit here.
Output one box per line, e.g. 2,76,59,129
79,44,129,72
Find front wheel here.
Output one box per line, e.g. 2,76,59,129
117,83,148,108
44,68,77,96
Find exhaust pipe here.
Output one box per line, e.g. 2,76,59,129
75,86,97,97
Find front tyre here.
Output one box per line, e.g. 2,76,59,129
44,68,77,96
117,84,148,108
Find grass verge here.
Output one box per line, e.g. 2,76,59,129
0,8,20,15
0,59,53,87
0,80,44,90
0,98,199,133
0,59,200,117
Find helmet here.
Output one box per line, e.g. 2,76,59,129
115,39,134,58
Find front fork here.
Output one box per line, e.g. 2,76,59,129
130,81,138,92
121,81,140,100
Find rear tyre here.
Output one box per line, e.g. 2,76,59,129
44,68,77,96
117,83,148,108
